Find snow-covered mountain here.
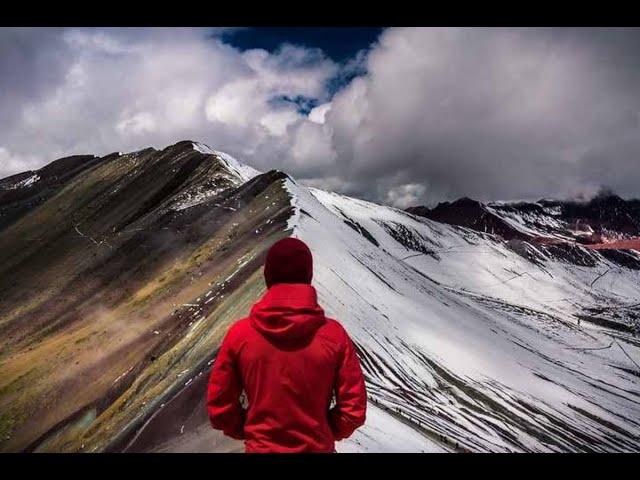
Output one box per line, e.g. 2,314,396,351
291,184,640,452
408,194,640,248
1,141,639,453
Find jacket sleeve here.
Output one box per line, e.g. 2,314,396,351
329,331,367,441
207,329,246,440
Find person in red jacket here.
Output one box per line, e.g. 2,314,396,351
207,237,367,453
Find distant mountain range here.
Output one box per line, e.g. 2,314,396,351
407,193,640,244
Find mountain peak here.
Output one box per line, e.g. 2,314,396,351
189,141,261,183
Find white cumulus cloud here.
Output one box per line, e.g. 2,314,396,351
2,27,640,207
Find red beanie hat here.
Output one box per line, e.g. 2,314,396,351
264,237,313,288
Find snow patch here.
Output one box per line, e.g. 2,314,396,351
191,141,261,183
3,173,40,190
336,404,447,453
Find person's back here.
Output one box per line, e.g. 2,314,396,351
207,238,367,453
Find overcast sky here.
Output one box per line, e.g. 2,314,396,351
1,27,640,207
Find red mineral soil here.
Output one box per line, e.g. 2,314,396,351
583,238,640,251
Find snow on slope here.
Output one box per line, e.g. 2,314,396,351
192,142,261,183
484,203,571,240
285,180,640,452
172,184,230,212
163,142,263,211
337,404,447,453
310,189,640,326
1,173,40,190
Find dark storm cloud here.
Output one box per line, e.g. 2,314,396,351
303,27,640,206
1,27,639,207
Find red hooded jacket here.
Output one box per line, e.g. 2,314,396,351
206,283,367,453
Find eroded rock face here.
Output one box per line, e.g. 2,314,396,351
0,154,106,231
0,141,293,453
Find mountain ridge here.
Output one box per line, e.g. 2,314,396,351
1,140,639,453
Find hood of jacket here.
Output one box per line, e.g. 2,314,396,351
249,283,326,343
